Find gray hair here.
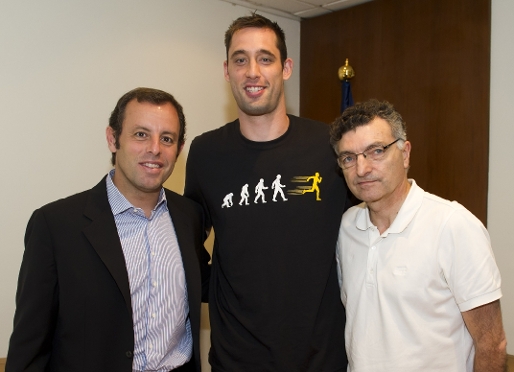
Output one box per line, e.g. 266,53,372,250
329,99,407,151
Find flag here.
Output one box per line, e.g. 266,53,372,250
340,79,354,113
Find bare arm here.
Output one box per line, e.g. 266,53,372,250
461,300,507,372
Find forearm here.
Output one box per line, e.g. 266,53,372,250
473,339,507,372
462,300,507,372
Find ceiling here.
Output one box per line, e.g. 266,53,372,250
217,0,372,20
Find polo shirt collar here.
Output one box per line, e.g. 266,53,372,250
355,179,424,235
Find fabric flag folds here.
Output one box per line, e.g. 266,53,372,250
340,80,354,113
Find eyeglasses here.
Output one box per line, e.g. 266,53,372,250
337,138,402,170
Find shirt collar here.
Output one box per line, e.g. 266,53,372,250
355,179,424,235
106,169,168,216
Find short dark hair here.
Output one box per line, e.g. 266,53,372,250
108,87,186,165
329,99,407,149
225,13,288,67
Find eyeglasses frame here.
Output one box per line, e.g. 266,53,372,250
337,138,403,169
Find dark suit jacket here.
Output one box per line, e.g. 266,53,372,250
6,177,210,372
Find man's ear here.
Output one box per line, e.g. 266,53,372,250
106,126,117,153
282,58,294,81
402,140,411,169
223,60,230,82
177,142,185,157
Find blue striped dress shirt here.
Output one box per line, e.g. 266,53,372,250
106,170,192,371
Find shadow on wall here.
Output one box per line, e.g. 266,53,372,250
199,228,215,372
163,155,187,195
223,83,239,124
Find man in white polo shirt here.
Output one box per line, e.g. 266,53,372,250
329,99,506,371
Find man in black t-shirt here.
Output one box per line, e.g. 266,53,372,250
185,14,352,372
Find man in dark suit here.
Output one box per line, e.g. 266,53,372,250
6,87,210,372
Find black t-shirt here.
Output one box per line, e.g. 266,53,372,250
185,115,350,372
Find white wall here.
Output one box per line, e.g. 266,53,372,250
0,0,300,360
489,0,514,355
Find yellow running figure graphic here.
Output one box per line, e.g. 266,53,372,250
288,172,323,201
302,172,322,201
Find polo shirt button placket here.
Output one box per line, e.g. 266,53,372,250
366,245,378,286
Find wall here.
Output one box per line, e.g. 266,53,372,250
489,0,514,355
300,0,490,225
0,0,300,361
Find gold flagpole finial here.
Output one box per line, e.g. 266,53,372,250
338,58,355,81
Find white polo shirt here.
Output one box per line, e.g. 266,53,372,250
336,180,502,372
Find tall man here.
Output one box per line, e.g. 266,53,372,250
6,87,209,372
330,99,506,371
185,14,352,372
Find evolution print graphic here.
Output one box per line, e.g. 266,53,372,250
221,173,323,208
